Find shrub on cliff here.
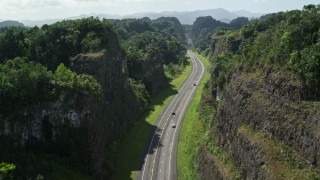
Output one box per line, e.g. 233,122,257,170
0,57,54,114
0,17,115,70
55,63,102,96
207,4,320,91
0,58,102,115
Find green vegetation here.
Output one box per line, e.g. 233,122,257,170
130,79,151,110
0,17,116,70
0,162,16,179
205,4,320,95
177,53,211,179
111,17,187,95
0,163,15,174
190,16,249,54
239,125,320,179
164,54,190,79
0,58,101,116
251,6,318,86
183,4,320,180
113,57,192,180
54,63,102,96
202,136,241,179
110,17,186,43
0,16,187,179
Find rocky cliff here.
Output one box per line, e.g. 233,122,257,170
196,66,320,179
70,49,143,177
194,9,320,178
128,51,168,96
0,16,187,178
0,40,143,178
196,56,320,179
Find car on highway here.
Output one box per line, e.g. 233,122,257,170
172,112,176,115
172,123,176,128
193,83,197,86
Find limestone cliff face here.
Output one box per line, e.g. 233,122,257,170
197,67,320,179
0,91,91,143
128,51,167,96
209,36,241,57
140,52,167,95
0,36,142,178
70,49,142,177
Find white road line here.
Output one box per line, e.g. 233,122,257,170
141,94,179,180
168,52,205,180
149,52,199,179
150,92,187,179
141,54,197,180
156,51,201,180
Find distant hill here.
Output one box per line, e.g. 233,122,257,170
22,19,60,27
127,8,262,24
18,8,264,27
232,10,264,18
0,20,24,28
21,14,122,27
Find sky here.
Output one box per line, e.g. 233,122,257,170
1,0,319,20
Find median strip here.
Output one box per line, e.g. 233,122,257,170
112,56,192,180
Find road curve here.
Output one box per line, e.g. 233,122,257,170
136,50,205,180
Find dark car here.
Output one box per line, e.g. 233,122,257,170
172,112,176,115
193,83,196,86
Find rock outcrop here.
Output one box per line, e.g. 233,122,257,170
196,67,320,179
0,44,143,178
128,51,167,96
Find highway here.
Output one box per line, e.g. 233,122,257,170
136,50,205,180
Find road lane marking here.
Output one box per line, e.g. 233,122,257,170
141,94,180,180
168,52,205,180
151,58,197,180
141,53,198,180
149,52,199,180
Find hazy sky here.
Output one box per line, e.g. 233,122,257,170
1,0,319,20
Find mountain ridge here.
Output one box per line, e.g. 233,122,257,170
17,8,264,27
0,20,25,28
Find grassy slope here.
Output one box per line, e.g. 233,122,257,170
177,53,211,179
112,58,192,180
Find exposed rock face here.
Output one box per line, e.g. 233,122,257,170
210,36,241,56
197,67,320,179
140,52,167,95
70,49,142,177
0,91,89,143
0,43,142,178
128,51,167,96
196,146,225,180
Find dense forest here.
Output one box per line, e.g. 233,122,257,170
189,16,250,54
210,4,320,91
2,3,320,179
182,4,320,179
0,16,186,179
110,17,187,95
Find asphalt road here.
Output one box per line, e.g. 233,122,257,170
136,50,205,180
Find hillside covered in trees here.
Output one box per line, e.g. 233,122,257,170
182,4,320,179
0,16,186,179
189,16,250,55
0,21,24,28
